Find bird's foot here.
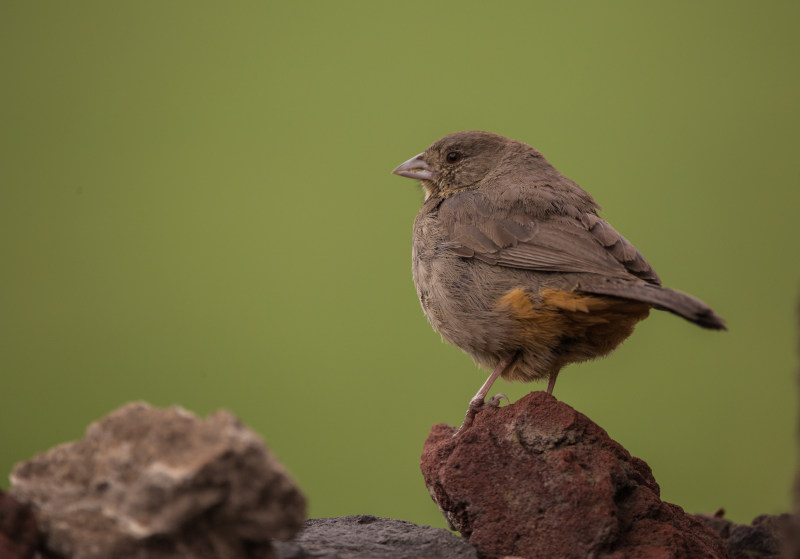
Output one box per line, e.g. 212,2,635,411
485,393,509,408
453,394,509,437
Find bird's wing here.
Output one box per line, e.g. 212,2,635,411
438,194,661,284
577,213,660,284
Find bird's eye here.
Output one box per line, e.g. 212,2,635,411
446,151,461,163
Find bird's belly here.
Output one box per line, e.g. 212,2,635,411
412,246,523,361
413,245,650,381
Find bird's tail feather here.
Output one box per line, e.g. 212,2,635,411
580,280,727,331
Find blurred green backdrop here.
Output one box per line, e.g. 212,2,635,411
2,1,798,529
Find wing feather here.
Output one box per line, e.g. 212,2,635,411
438,193,660,284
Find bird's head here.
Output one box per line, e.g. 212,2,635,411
393,131,518,199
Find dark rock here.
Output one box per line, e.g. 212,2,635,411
420,391,728,559
273,515,479,559
0,489,40,559
698,512,797,559
10,402,306,559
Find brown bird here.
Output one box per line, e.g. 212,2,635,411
393,131,725,432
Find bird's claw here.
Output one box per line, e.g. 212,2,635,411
454,394,509,437
485,393,509,408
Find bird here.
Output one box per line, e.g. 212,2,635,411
392,131,725,433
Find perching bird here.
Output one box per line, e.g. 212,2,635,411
393,131,725,432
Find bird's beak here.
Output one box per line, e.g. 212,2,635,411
392,153,436,181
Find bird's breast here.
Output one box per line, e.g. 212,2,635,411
412,213,442,320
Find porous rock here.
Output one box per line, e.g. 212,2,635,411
272,515,479,559
10,402,306,559
420,391,728,559
0,489,40,559
699,513,797,559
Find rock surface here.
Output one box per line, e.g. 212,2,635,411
420,391,728,559
272,515,479,559
10,402,306,559
0,489,40,559
699,513,796,559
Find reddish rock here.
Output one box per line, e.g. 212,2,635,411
420,391,727,559
0,489,40,559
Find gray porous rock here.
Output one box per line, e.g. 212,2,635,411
421,391,728,559
698,513,797,559
272,515,479,559
10,402,305,559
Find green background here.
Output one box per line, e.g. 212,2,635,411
2,1,798,529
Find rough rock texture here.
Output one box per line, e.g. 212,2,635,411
699,513,797,559
421,391,728,559
0,489,40,559
272,515,479,559
10,402,306,559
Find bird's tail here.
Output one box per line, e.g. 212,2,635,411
580,280,727,330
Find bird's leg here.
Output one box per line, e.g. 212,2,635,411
455,354,516,436
546,370,559,395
